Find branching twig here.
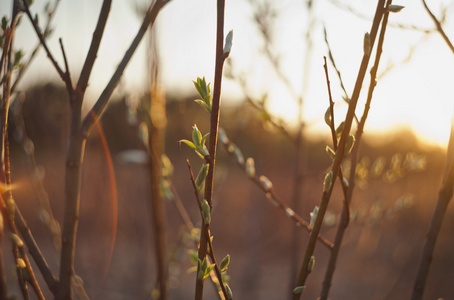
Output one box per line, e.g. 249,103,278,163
187,160,229,300
195,0,229,298
412,122,454,299
320,2,392,297
292,1,386,298
219,129,334,249
421,0,454,54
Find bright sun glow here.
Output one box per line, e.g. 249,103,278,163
3,0,454,147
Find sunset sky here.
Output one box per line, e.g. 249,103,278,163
2,0,454,146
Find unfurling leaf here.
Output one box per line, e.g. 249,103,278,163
220,254,230,272
192,124,202,147
325,146,335,160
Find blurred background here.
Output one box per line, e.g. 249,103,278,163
2,0,454,299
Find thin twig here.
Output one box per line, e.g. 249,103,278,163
59,38,71,82
12,0,62,93
195,0,228,298
186,160,229,300
81,0,169,137
292,1,386,298
21,0,68,83
412,122,454,299
219,130,334,249
320,2,392,298
421,0,454,54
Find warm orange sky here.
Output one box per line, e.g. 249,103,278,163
3,0,454,147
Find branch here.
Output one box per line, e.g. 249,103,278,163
320,2,392,298
421,0,454,54
187,161,229,300
219,128,333,249
76,0,112,94
21,0,70,86
292,1,386,298
195,0,228,298
412,124,454,299
81,0,169,137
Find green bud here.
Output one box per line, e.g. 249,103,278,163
363,32,371,56
220,254,230,272
323,170,333,192
293,286,305,295
10,233,24,248
387,5,405,13
310,206,319,229
225,284,233,300
259,175,273,191
335,121,345,138
202,200,211,225
195,164,209,191
138,122,149,148
344,134,356,156
218,128,229,145
324,107,332,126
245,157,255,178
308,256,315,272
224,30,234,55
192,124,202,147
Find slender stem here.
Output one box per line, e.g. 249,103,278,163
412,126,454,299
148,90,168,299
320,3,391,298
187,161,229,300
81,0,168,137
219,130,334,249
195,0,226,299
421,0,454,54
292,1,386,298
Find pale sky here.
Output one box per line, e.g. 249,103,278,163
2,0,454,146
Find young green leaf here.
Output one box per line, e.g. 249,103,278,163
324,107,332,126
335,121,345,137
179,139,197,150
192,124,202,147
220,254,230,272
